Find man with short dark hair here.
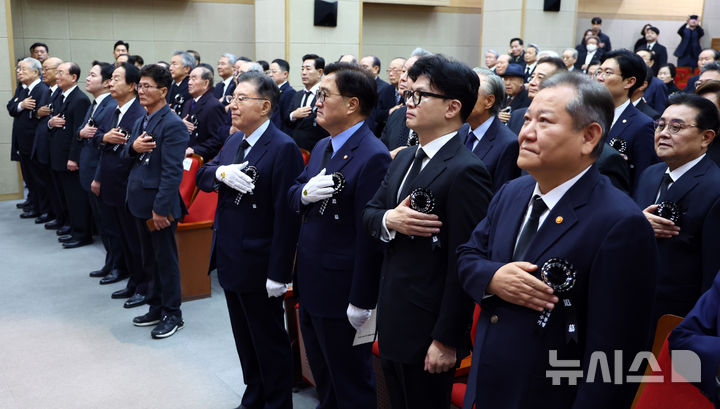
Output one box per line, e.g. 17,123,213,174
634,93,720,322
642,26,667,75
268,58,296,133
113,41,129,60
597,49,658,191
375,57,406,137
630,63,661,121
167,51,195,115
458,72,656,409
523,44,539,82
181,65,226,161
590,16,612,52
380,54,421,154
126,64,188,339
364,55,492,409
634,49,668,114
289,62,391,409
197,71,303,409
286,54,329,151
48,62,92,248
509,37,525,67
30,43,49,63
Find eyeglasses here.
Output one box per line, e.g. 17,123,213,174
654,119,699,134
403,89,451,106
137,84,162,92
386,67,402,73
593,69,620,79
317,89,345,103
227,95,268,104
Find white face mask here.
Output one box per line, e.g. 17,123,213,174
586,44,598,52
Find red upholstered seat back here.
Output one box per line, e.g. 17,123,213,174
183,190,218,223
179,155,202,208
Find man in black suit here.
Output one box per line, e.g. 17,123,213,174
461,67,519,191
641,26,667,76
268,58,296,134
508,57,567,135
523,44,539,82
289,63,391,409
76,61,118,280
361,55,390,134
48,62,92,248
631,64,661,121
167,51,195,115
634,94,720,321
196,72,303,409
635,50,668,114
363,55,493,409
36,57,67,232
95,63,148,306
30,42,49,63
286,54,329,152
214,53,236,106
7,58,49,221
497,64,530,124
509,38,526,67
375,57,405,134
125,64,188,339
590,16,612,52
181,65,226,162
684,49,720,93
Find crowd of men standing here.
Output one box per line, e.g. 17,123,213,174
7,24,720,409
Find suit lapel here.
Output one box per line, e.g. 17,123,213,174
609,104,634,141
474,119,499,160
145,104,169,136
666,157,709,203
244,124,272,166
390,146,417,206
409,134,464,193
60,87,77,113
324,123,369,174
496,181,535,261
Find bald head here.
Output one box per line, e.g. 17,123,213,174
42,57,64,85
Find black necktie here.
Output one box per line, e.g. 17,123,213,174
465,131,476,150
398,147,427,201
321,140,334,168
301,90,311,107
112,107,121,128
655,173,673,204
22,87,30,99
233,139,251,164
513,195,548,261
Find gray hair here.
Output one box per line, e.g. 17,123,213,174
172,51,196,70
538,50,559,58
474,67,506,116
486,49,499,58
410,47,432,58
245,62,265,74
700,62,720,75
527,43,541,52
197,65,214,88
221,53,237,65
563,48,578,59
540,72,614,158
21,57,42,74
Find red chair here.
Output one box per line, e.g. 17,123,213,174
175,189,218,301
300,148,311,166
451,304,481,408
178,154,203,208
674,67,695,90
632,314,713,409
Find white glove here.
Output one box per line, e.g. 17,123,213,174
347,303,373,331
300,168,335,205
266,278,289,298
216,161,254,194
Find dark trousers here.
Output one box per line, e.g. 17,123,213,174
18,152,51,214
225,290,293,409
298,307,376,409
134,216,181,317
47,166,67,225
88,192,113,270
111,204,147,293
56,170,91,240
380,359,455,409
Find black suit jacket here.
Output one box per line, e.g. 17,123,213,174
96,98,146,207
380,105,410,150
635,99,660,121
48,86,91,171
32,87,60,164
270,81,297,134
457,119,520,192
363,133,493,363
213,78,236,105
167,76,190,114
124,104,188,219
574,48,604,72
508,88,531,111
7,81,49,158
181,90,226,161
648,43,668,75
196,123,304,292
77,94,117,191
286,90,328,151
607,102,658,192
634,156,720,318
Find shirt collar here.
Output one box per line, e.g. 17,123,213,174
50,84,58,93
118,97,136,114
418,131,457,160
223,77,233,86
244,119,270,148
278,81,288,89
62,84,78,98
531,165,592,211
94,92,110,106
331,121,364,154
27,78,41,92
306,82,320,95
612,99,631,127
470,116,495,142
666,154,705,182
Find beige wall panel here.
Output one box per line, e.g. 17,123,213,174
289,0,360,45
68,3,115,40
481,0,522,12
255,1,285,44
112,3,156,42
702,0,719,50
0,41,11,92
578,0,703,18
152,2,196,42
0,91,13,144
192,2,254,43
524,10,576,51
17,0,70,40
0,144,20,194
255,42,285,62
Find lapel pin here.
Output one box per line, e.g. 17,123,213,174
555,216,563,224
622,119,627,123
343,155,348,160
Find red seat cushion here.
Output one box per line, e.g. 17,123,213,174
451,383,467,407
179,156,201,208
372,340,380,357
183,190,218,223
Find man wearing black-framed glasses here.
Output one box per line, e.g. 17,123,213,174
634,93,720,323
363,54,492,409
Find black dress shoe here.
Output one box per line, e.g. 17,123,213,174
56,225,72,236
133,311,162,327
44,220,62,230
111,287,135,299
99,269,128,285
20,211,40,219
151,315,184,339
35,214,54,224
124,292,147,308
58,234,74,243
62,239,92,249
16,200,29,209
89,267,110,278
